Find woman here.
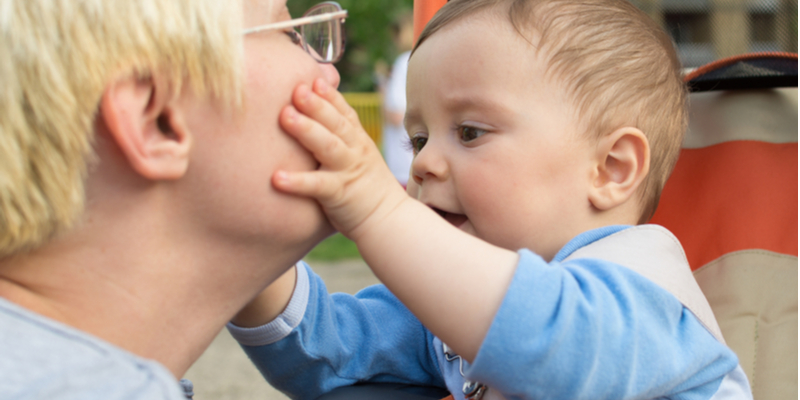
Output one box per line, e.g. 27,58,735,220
0,1,343,398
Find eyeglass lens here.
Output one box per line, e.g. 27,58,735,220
302,3,343,63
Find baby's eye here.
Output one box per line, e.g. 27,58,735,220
458,126,487,143
407,135,428,155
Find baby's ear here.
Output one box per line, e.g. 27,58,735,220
588,127,650,211
98,73,192,180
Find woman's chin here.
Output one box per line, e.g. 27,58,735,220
304,211,336,247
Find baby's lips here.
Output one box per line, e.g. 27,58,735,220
429,206,468,228
442,212,468,228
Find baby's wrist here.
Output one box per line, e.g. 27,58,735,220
348,192,415,245
231,266,297,327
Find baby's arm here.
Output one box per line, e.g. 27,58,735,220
274,79,518,362
230,263,445,399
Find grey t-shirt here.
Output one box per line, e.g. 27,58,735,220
0,297,186,399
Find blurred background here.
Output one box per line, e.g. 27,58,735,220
631,0,797,67
289,0,415,93
184,0,796,398
299,0,798,94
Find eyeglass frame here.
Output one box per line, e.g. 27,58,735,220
242,2,348,63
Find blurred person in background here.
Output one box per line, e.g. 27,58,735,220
381,12,416,187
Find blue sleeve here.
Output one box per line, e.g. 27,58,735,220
231,263,445,399
466,250,739,400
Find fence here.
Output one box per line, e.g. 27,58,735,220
342,92,383,146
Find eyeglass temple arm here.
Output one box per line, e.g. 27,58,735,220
243,10,348,35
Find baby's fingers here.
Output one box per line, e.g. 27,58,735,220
272,169,338,201
293,81,365,146
280,105,348,169
312,79,363,131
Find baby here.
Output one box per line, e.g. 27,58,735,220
229,0,752,398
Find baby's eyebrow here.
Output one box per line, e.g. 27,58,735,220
403,110,422,130
403,96,514,131
442,96,514,118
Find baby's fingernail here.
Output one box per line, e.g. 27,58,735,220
315,78,328,94
297,84,311,103
285,107,297,122
274,170,289,183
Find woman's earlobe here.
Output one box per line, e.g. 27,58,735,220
99,74,191,180
588,127,650,211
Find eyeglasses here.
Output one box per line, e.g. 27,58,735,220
243,2,347,63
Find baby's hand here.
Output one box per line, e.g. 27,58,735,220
276,80,519,362
274,79,409,241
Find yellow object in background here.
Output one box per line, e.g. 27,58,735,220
343,92,383,147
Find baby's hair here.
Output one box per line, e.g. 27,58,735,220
415,0,687,223
0,0,243,258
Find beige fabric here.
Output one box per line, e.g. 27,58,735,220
694,250,798,400
685,88,798,148
564,225,726,343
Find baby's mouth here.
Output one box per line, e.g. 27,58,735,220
431,207,468,228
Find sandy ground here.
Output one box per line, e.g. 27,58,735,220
183,258,379,400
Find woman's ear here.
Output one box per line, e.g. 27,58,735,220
98,74,191,180
588,127,650,211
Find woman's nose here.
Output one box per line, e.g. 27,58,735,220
411,141,448,185
321,63,341,89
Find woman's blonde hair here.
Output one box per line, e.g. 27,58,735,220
415,0,688,222
0,0,243,257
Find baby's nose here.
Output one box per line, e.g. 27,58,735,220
411,143,449,183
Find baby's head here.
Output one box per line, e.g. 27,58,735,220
404,0,686,259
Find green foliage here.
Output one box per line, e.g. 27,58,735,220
289,0,414,92
306,233,363,261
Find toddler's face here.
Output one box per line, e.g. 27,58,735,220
404,14,597,260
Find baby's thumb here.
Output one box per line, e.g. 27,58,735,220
273,170,347,206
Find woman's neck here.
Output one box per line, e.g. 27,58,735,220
0,208,313,378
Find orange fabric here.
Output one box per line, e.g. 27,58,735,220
650,141,798,270
441,396,455,400
413,0,447,43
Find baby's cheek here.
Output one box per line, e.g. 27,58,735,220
459,174,520,247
